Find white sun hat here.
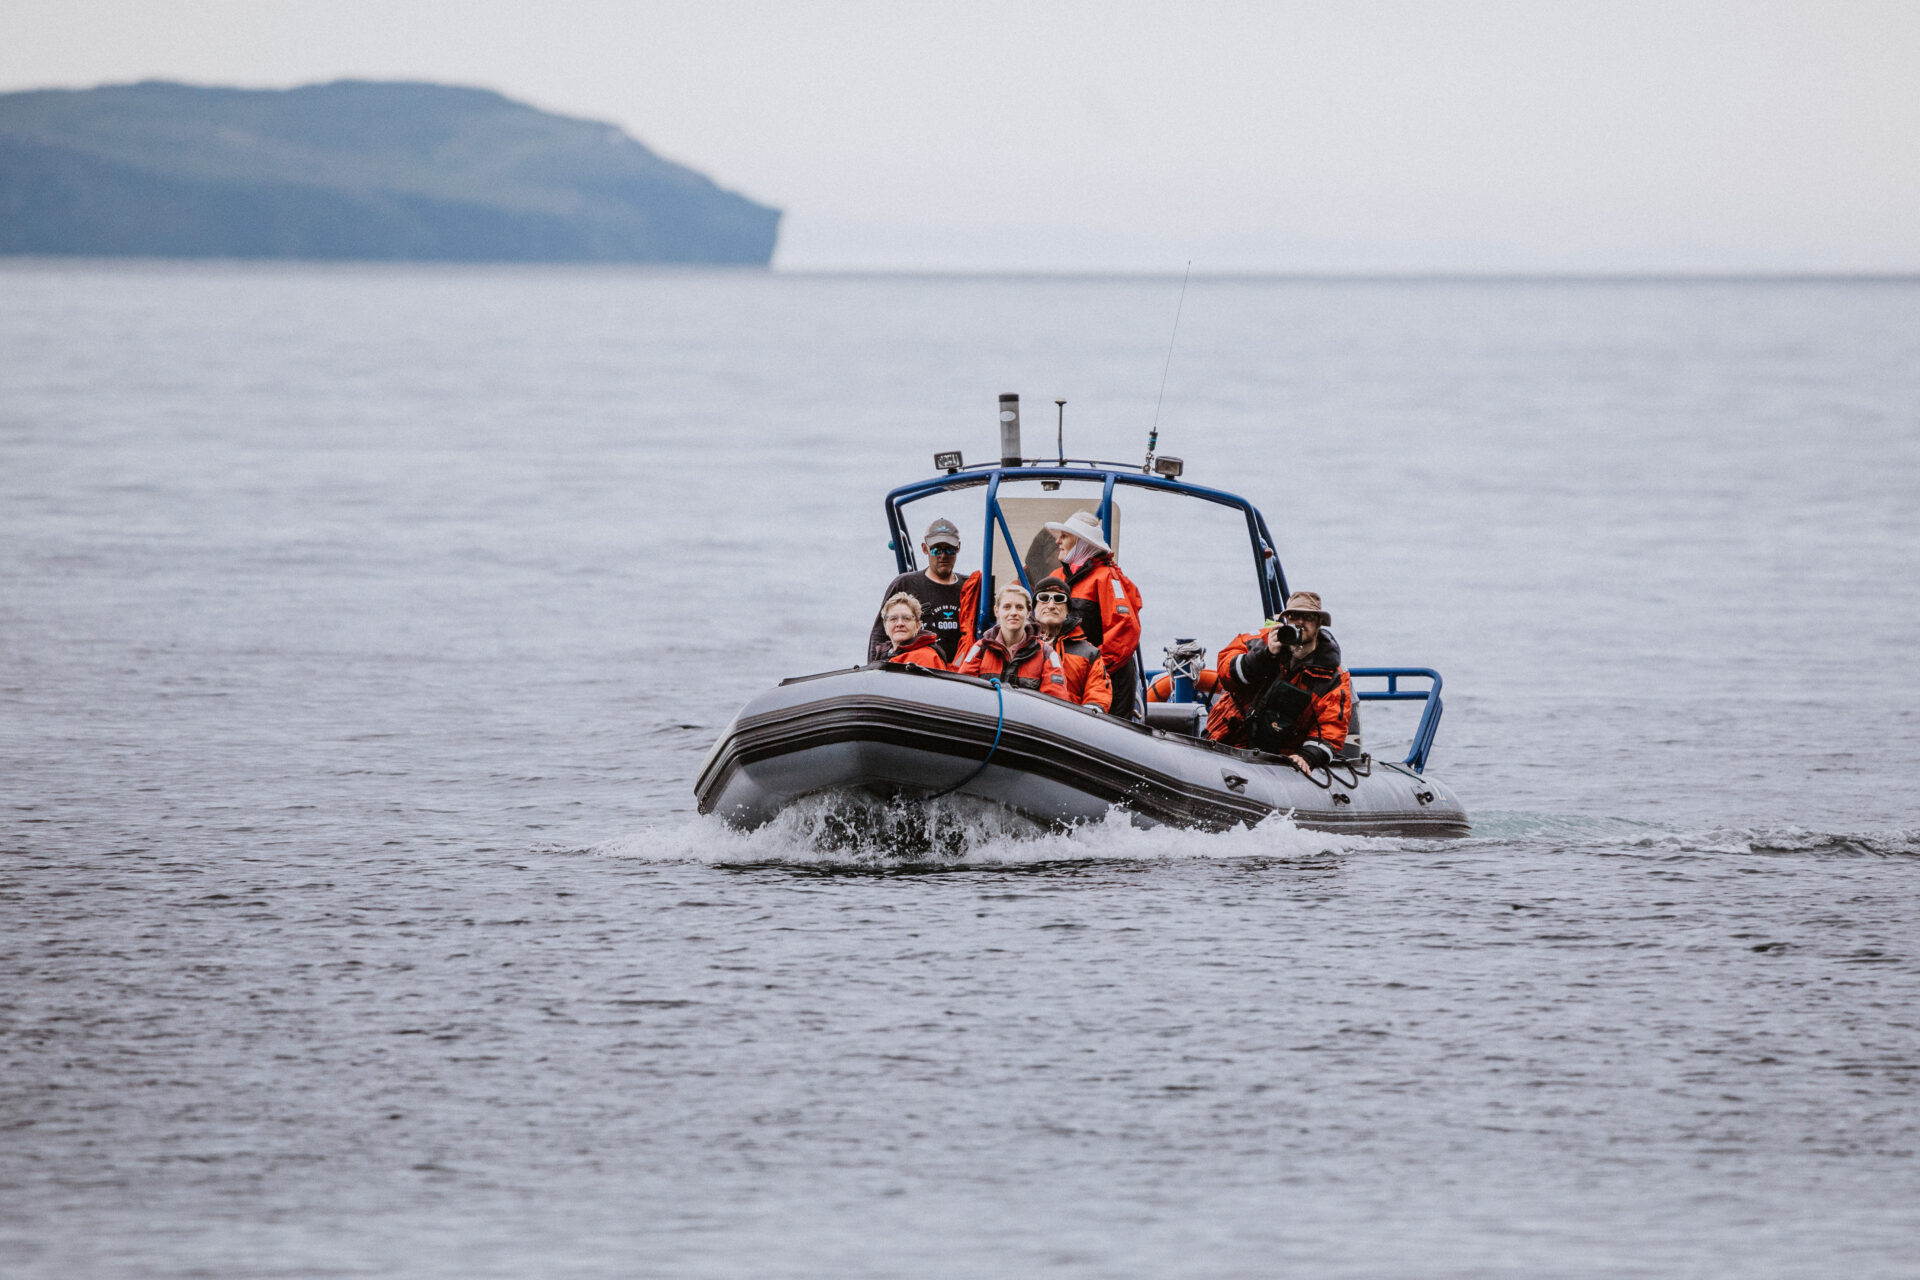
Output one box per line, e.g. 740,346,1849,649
1042,509,1110,554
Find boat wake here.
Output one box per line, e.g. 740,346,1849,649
585,800,1920,871
1458,811,1920,858
592,791,1366,870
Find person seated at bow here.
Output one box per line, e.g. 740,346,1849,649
1043,510,1142,718
876,591,948,671
1203,591,1353,773
955,584,1072,700
1031,574,1112,711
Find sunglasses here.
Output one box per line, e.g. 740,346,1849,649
926,544,958,555
1281,612,1314,622
1034,592,1069,604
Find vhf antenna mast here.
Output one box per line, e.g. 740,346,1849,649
1145,260,1192,473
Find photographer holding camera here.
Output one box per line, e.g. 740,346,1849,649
1203,591,1353,774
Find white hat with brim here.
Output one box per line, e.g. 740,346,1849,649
1043,509,1111,554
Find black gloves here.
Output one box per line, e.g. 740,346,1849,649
1296,739,1333,771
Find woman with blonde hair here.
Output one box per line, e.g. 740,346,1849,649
877,591,948,671
955,584,1070,699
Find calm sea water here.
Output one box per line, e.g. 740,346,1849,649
3,264,1918,1278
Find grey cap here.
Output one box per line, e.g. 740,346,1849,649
924,518,961,548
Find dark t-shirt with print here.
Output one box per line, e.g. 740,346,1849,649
867,571,965,663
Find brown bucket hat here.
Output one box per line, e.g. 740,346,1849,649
1282,591,1330,624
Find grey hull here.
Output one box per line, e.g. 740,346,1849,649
696,666,1468,838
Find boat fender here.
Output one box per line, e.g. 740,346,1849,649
1146,669,1218,702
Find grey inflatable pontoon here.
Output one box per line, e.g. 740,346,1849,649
696,664,1467,837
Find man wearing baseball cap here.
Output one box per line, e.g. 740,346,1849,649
867,518,969,664
1202,591,1353,774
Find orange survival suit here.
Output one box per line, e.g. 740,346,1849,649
1204,628,1353,768
1062,551,1141,718
883,630,949,671
956,571,984,652
956,628,1072,700
1046,621,1112,711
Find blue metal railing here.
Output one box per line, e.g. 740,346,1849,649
1349,667,1445,773
883,461,1451,768
1141,663,1446,771
884,463,1292,631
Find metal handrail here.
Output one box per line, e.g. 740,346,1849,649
1348,667,1445,773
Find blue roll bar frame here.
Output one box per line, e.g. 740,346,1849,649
884,460,1447,770
884,461,1291,635
1348,667,1445,774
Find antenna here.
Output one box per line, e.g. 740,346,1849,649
1055,398,1066,463
1146,260,1192,472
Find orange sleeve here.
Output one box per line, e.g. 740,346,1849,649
954,641,986,677
1080,654,1113,711
1095,567,1140,671
1310,670,1353,747
958,571,982,651
1204,632,1258,742
1213,633,1255,691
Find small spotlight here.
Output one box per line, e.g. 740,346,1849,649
934,450,963,474
1152,455,1185,478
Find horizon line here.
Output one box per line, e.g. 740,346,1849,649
4,256,1920,283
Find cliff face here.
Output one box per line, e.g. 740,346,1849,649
0,80,780,264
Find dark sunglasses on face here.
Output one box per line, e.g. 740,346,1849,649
1282,612,1313,622
926,544,958,555
1034,592,1069,604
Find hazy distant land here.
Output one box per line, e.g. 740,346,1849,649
0,80,780,264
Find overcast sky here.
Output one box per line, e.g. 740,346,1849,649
6,0,1918,272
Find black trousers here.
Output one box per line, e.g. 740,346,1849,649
1108,656,1139,720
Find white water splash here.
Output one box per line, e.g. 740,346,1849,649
591,792,1365,868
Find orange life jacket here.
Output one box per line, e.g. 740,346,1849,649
1062,552,1142,673
955,627,1072,699
1146,668,1219,701
1047,622,1112,711
885,630,949,671
1204,630,1352,755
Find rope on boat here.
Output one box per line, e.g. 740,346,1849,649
924,678,1005,803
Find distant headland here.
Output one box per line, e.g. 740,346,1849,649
0,80,780,264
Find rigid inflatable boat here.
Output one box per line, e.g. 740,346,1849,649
696,398,1468,838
